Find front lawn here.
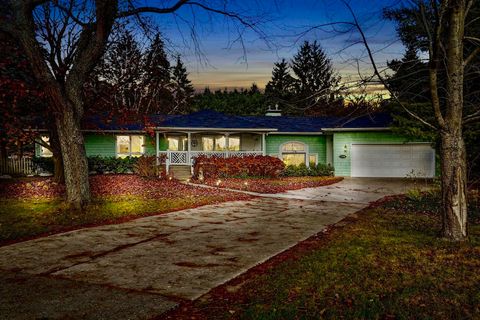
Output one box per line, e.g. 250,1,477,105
164,192,480,320
195,176,343,193
0,175,251,245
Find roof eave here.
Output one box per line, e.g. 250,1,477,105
321,127,391,132
268,131,323,135
153,127,278,132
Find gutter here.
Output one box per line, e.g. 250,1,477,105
268,132,323,135
321,127,391,132
153,127,278,132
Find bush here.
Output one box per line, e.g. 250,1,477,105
193,155,285,179
87,156,137,174
32,157,54,173
281,163,334,177
133,155,166,178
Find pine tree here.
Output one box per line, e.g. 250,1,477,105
171,55,195,114
290,41,341,115
265,58,295,112
386,46,429,103
141,33,174,113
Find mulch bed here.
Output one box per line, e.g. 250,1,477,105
0,174,252,201
195,176,343,193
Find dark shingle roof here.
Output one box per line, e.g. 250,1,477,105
75,109,393,132
158,110,275,129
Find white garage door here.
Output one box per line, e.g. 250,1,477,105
351,144,435,178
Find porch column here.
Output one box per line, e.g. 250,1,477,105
225,133,230,158
155,131,159,165
187,132,192,169
262,133,266,156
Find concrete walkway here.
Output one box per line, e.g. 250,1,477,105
0,178,417,319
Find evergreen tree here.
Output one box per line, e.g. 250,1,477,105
249,83,260,94
290,41,341,115
386,46,429,103
265,58,295,112
141,33,174,113
171,55,195,114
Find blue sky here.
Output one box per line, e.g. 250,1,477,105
150,0,405,90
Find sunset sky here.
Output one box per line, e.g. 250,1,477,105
154,0,405,91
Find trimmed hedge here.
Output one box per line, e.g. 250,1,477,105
33,156,138,174
193,155,285,179
281,163,334,177
88,156,137,174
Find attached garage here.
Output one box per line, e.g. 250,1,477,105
350,143,435,178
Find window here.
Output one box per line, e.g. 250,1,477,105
201,136,228,151
228,136,240,151
281,141,307,166
116,135,144,158
202,137,214,151
309,154,318,166
168,136,187,151
39,135,53,157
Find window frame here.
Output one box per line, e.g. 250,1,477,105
279,141,309,167
116,135,145,158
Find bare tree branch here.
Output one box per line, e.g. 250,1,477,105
341,0,437,130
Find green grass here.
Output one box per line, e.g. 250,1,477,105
0,195,228,244
169,194,480,319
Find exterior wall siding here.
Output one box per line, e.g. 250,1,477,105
265,134,327,164
84,134,116,157
332,131,411,176
84,133,156,157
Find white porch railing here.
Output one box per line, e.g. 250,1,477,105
159,150,263,173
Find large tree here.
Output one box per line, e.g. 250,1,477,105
265,58,295,112
290,40,342,115
342,0,479,240
0,0,267,208
0,32,65,182
383,0,479,240
170,55,195,114
141,33,174,114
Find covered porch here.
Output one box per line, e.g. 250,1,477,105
155,130,268,172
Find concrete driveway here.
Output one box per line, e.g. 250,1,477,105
0,178,417,319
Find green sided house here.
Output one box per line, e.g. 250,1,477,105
35,109,436,178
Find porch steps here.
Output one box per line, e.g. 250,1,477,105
170,165,192,181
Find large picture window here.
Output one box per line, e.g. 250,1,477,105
116,135,144,158
281,141,307,166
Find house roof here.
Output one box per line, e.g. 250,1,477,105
154,110,276,131
36,109,393,133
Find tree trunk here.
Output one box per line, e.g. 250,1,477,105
440,130,468,240
55,106,90,209
48,124,64,184
52,154,64,184
439,0,468,241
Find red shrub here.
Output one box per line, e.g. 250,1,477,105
193,155,285,179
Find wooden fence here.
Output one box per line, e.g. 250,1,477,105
0,157,35,175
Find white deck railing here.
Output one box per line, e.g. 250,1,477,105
159,150,263,173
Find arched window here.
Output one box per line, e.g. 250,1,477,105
280,142,307,166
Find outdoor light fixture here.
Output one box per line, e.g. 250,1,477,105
216,179,222,186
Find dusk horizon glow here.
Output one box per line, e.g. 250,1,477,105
151,0,405,91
